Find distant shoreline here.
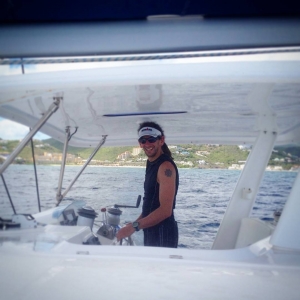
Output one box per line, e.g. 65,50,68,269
6,163,299,172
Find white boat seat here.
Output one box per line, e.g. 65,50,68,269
235,217,275,249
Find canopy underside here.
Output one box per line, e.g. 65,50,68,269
1,51,300,147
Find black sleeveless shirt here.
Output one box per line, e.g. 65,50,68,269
142,153,179,218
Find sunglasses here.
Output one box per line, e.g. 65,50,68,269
138,136,160,144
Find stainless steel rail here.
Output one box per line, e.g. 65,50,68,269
0,98,61,176
56,135,107,206
56,126,71,204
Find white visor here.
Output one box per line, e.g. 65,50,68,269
138,127,162,138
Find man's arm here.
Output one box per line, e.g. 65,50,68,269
116,161,176,240
135,160,176,229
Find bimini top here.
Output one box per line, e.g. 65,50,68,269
0,49,300,148
0,18,300,147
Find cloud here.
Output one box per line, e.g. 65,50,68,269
0,118,50,140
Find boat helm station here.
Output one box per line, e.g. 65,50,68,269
1,190,142,247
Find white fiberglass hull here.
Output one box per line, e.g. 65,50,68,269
1,234,300,300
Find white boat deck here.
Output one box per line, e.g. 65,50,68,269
1,225,300,300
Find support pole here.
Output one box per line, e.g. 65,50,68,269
1,174,16,214
0,98,61,176
56,126,71,204
56,135,107,206
30,132,41,212
212,83,277,250
270,170,300,250
212,130,277,250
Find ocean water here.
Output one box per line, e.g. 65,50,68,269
0,165,297,249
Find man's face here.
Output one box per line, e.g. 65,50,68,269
139,135,165,161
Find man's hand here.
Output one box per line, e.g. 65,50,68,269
116,223,135,241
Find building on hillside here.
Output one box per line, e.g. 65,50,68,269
0,154,9,160
35,152,80,163
175,160,193,167
273,158,285,162
132,147,142,156
66,153,76,163
228,164,244,170
196,151,210,156
117,151,131,160
180,151,190,155
74,156,83,164
266,165,283,171
51,153,63,161
238,145,251,150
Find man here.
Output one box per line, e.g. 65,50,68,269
116,121,179,248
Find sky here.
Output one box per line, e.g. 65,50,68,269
0,117,50,140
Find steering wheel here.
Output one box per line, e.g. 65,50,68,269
119,236,134,246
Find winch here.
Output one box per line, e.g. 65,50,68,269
77,206,98,229
97,195,141,241
97,207,119,240
107,207,122,226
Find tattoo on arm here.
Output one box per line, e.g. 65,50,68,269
165,169,172,177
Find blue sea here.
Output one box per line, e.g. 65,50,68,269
0,165,297,249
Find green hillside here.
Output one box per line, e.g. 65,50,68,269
171,144,249,168
0,139,60,160
42,138,134,162
1,137,299,169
